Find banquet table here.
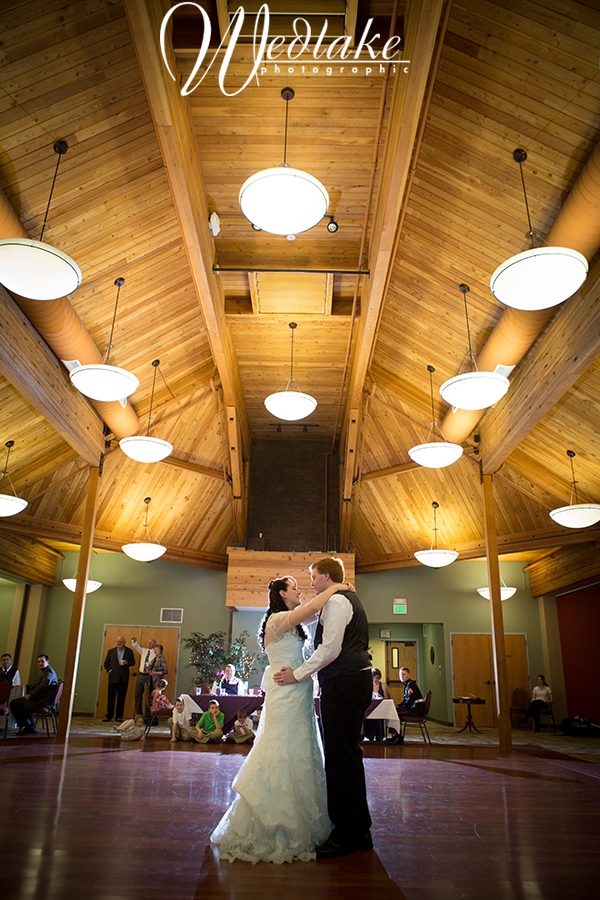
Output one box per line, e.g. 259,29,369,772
313,696,400,733
188,693,263,734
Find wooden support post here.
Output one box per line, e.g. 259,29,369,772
482,473,512,754
57,466,100,740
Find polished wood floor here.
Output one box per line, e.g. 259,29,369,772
1,732,599,900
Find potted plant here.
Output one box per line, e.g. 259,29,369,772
183,630,258,692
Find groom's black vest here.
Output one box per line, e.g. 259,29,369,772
314,589,370,685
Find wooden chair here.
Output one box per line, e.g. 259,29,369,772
537,702,557,733
144,705,173,737
509,687,529,728
400,690,432,744
33,680,63,737
0,681,11,738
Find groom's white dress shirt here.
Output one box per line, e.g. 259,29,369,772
292,592,353,682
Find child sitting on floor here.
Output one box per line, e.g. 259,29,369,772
195,699,225,744
225,708,255,744
114,715,145,742
169,696,199,742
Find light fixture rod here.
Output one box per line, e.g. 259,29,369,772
289,322,297,382
213,266,370,275
104,277,125,364
513,148,535,250
432,500,439,551
147,359,160,435
39,140,68,242
2,440,14,481
427,364,436,427
567,449,579,504
143,496,151,533
459,283,474,361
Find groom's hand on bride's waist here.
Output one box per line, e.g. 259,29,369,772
273,667,297,685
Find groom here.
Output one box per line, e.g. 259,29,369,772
274,556,373,858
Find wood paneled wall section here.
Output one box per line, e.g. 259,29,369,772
0,533,57,585
526,543,600,598
226,548,355,609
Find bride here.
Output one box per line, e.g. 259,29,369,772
210,574,346,864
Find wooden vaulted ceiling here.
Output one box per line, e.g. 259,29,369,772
0,0,599,593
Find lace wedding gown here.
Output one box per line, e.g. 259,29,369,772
210,612,331,863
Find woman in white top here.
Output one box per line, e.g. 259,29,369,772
211,575,347,863
528,674,554,732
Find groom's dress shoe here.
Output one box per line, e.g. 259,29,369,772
356,831,374,850
315,839,355,860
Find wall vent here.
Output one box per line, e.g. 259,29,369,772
160,607,183,624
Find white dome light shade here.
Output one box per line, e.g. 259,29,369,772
70,364,139,402
0,238,81,300
239,166,329,235
0,493,28,517
414,549,459,568
408,441,463,469
477,586,517,601
549,503,600,529
119,436,173,463
264,390,317,421
440,371,509,411
122,542,167,562
62,578,102,594
490,247,588,311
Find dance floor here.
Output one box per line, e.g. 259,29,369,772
1,723,599,900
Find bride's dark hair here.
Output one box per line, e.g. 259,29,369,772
258,576,308,650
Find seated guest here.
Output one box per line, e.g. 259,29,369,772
115,715,145,742
364,667,391,742
10,654,58,735
212,663,243,695
195,700,225,743
170,695,202,743
386,666,424,744
225,708,255,744
528,674,554,732
0,652,20,686
150,679,173,713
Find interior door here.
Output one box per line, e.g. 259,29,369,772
451,634,495,726
96,625,180,719
385,640,418,706
451,633,530,727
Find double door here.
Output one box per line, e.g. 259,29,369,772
451,633,529,727
96,625,181,720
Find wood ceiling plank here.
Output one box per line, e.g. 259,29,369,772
0,531,58,586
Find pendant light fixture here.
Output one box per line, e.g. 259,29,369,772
0,440,28,517
239,88,329,236
408,365,463,468
549,450,600,529
69,277,139,402
62,577,102,594
440,283,509,411
119,359,173,463
264,322,317,421
122,497,167,561
490,149,588,310
414,501,459,568
476,575,517,601
0,140,82,300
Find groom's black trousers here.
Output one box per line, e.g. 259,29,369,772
320,668,373,845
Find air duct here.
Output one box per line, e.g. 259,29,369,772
441,139,600,444
0,188,138,438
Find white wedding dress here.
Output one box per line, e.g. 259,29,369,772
210,612,331,863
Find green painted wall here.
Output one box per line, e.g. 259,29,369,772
35,555,543,719
356,559,543,722
0,578,17,652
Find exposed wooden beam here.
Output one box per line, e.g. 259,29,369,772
161,455,224,481
525,542,600,597
0,531,57,585
0,515,227,570
361,460,421,482
123,1,249,475
0,287,104,466
341,0,449,507
356,524,600,572
481,260,600,474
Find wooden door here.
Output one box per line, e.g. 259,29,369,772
385,641,418,706
451,634,495,726
451,633,530,727
96,625,181,719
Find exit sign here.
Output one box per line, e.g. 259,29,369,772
393,599,408,615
